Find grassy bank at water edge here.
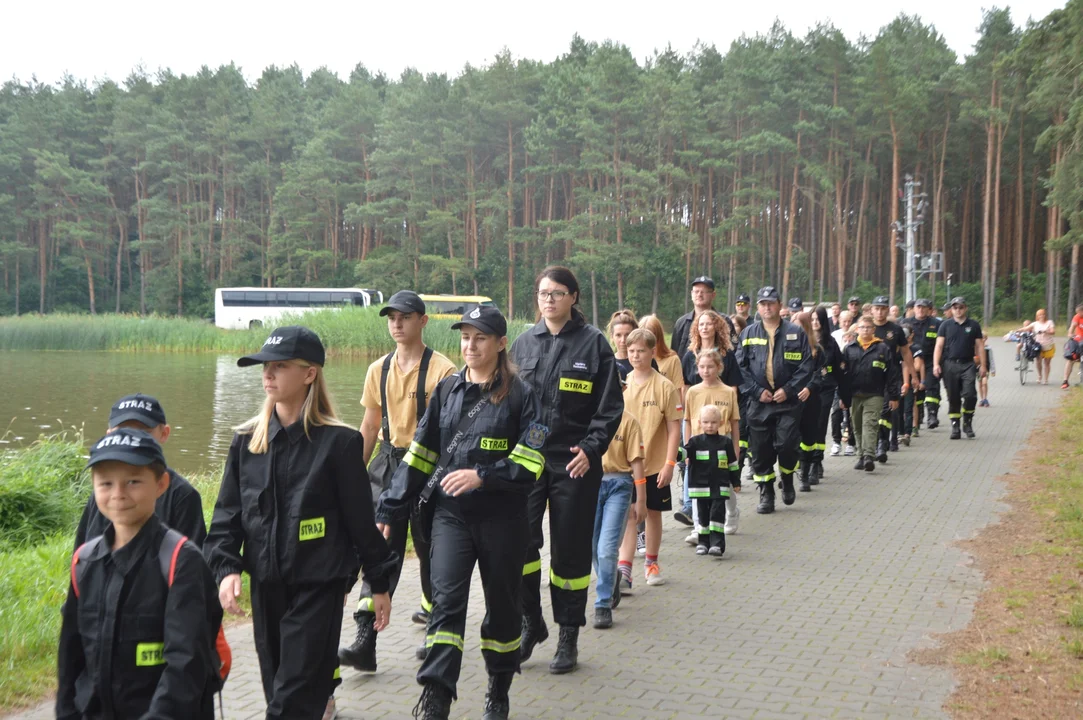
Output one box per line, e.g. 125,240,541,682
0,309,531,357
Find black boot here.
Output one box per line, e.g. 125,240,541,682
781,473,796,505
411,682,453,720
863,455,875,472
549,625,579,674
482,672,513,720
875,439,888,464
519,612,548,663
415,642,429,661
756,482,775,514
963,416,975,438
950,419,961,440
809,461,822,485
927,407,939,429
854,456,865,470
338,612,377,672
798,462,811,492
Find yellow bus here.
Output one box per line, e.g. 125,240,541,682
418,294,498,319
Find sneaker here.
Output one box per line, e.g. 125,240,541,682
411,608,430,626
740,461,754,486
619,575,633,594
592,607,613,629
830,442,841,457
901,435,910,447
844,445,856,456
322,696,338,720
644,563,666,586
684,530,699,546
695,544,708,555
673,508,693,526
635,530,646,556
707,546,724,557
1063,382,1070,390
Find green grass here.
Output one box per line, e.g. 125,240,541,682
0,309,531,358
0,434,88,550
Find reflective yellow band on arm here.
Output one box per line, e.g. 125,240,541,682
523,559,542,576
409,441,439,463
509,445,544,479
404,450,435,475
550,568,591,591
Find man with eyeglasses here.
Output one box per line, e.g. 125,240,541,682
933,297,986,439
733,294,751,325
736,286,815,514
672,277,718,362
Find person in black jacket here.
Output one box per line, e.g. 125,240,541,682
671,276,717,363
204,326,397,720
802,307,846,487
839,315,901,471
58,428,222,720
792,311,827,493
735,286,816,514
909,299,943,430
682,405,741,557
511,266,623,675
376,306,544,720
73,393,206,549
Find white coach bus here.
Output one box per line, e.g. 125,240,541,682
214,287,384,329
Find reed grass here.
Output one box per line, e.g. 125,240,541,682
0,309,530,357
0,434,88,550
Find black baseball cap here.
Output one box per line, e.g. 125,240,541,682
904,300,915,310
848,296,861,305
109,393,167,428
691,276,715,290
872,296,890,307
915,298,932,308
237,326,326,367
757,286,780,302
735,293,750,305
379,290,426,317
950,296,967,307
787,297,803,311
451,306,508,337
86,427,166,469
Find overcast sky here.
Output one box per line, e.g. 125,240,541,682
2,0,1066,87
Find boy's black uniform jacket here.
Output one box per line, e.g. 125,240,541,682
683,433,741,493
839,338,901,405
509,314,623,471
735,319,816,407
807,340,845,396
75,468,206,549
204,419,397,592
57,515,222,720
376,370,545,523
909,316,942,358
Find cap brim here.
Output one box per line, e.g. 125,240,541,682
379,303,422,316
86,449,160,468
450,320,503,335
237,350,294,367
107,411,162,428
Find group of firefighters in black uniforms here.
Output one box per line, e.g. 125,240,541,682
56,263,990,720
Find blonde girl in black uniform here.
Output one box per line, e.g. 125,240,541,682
204,326,397,720
376,307,544,720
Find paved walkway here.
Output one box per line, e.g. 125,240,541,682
12,354,1074,719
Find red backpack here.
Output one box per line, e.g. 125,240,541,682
71,528,232,686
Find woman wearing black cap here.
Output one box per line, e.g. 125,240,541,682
511,266,623,675
376,307,544,720
204,326,398,720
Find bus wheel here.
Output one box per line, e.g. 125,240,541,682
249,320,263,329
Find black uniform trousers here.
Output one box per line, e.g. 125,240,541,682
904,386,917,430
522,466,602,628
831,392,854,446
923,373,942,416
799,390,833,465
422,504,527,697
693,492,727,552
250,578,346,720
357,447,432,617
738,397,751,465
747,401,802,485
943,359,978,420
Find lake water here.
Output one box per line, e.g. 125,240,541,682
0,351,392,476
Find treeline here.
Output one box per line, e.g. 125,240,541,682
1,5,1082,324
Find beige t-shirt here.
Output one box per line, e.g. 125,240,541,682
601,411,645,475
656,353,684,392
361,350,458,448
624,371,682,476
684,382,740,437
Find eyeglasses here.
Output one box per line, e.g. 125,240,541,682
537,290,569,301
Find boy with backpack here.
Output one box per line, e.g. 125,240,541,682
59,428,225,720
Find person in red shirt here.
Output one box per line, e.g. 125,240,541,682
1062,304,1083,389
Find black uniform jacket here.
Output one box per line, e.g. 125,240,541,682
57,515,222,720
510,314,623,471
910,316,942,358
840,338,901,405
682,433,741,493
735,319,816,408
376,371,544,522
75,468,206,550
204,417,397,592
808,340,845,396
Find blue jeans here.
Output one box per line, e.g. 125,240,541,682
592,473,633,609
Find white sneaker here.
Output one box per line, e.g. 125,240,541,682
724,495,739,534
684,530,699,545
844,445,856,456
645,563,665,586
740,461,754,485
830,443,841,457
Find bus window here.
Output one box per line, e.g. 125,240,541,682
222,291,244,307
309,292,330,305
245,291,268,306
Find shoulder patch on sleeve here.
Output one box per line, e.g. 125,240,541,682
526,423,549,449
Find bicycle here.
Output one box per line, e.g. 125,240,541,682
1016,331,1038,386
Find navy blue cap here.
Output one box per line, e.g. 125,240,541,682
848,296,861,304
691,276,715,290
872,296,890,307
109,393,166,428
379,290,426,317
787,297,803,311
950,296,967,307
87,427,166,469
451,306,508,337
238,326,325,367
915,298,932,308
757,286,780,302
736,294,750,304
